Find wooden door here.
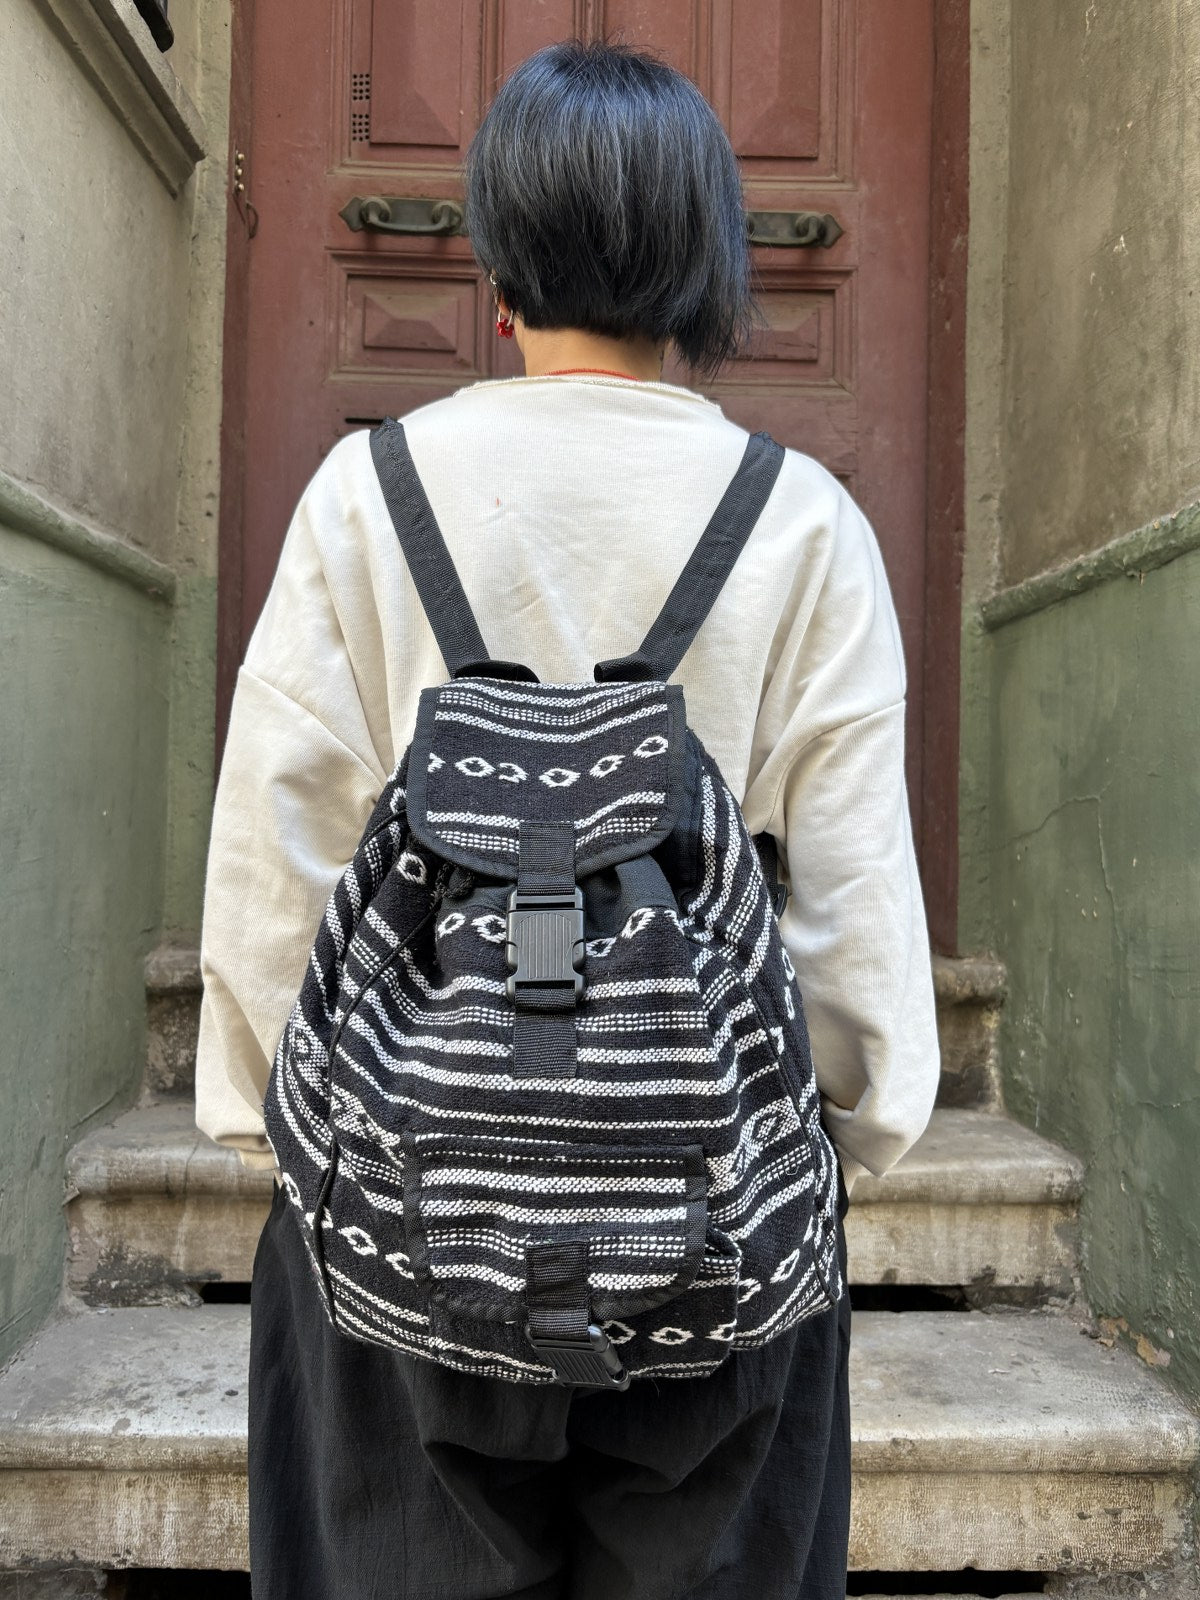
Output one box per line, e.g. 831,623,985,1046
227,0,937,861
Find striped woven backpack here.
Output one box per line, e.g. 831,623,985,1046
262,417,845,1389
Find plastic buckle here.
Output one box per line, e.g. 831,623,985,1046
505,888,585,1005
529,1323,631,1390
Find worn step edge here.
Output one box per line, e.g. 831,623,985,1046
0,1307,248,1474
64,1106,1086,1297
66,1102,270,1199
853,1108,1084,1206
2,1308,1195,1574
147,950,1007,1007
144,945,201,996
931,953,1007,1007
68,1104,1080,1206
849,1310,1199,1473
2,1308,1195,1477
846,1110,1083,1293
139,951,1006,1110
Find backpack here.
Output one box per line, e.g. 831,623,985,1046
262,416,845,1390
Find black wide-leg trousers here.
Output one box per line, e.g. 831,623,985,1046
247,1166,852,1600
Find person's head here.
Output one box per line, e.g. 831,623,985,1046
465,41,752,377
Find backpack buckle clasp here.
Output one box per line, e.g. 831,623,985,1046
505,888,586,1004
528,1323,631,1390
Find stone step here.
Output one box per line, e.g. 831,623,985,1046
0,1306,1194,1574
144,946,201,1098
64,1105,1084,1302
145,947,1006,1105
931,952,1006,1109
847,1107,1083,1293
66,1102,272,1304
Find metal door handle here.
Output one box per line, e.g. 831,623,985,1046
339,196,466,236
745,210,843,248
339,196,838,250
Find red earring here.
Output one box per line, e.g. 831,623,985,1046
489,270,515,338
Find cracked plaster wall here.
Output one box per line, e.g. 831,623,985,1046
963,0,1200,1401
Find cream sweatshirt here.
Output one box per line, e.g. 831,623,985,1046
194,373,940,1197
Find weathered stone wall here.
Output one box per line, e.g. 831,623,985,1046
1000,4,1200,586
963,0,1200,1400
0,0,229,1364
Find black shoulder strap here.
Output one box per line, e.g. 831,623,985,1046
371,417,783,686
595,431,786,684
369,419,512,679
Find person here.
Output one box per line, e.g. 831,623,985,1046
195,39,939,1600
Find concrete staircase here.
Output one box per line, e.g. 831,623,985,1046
1,950,1197,1593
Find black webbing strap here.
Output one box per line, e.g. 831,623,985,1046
595,430,786,683
754,832,790,918
513,1004,577,1080
526,1241,629,1388
508,823,582,1080
517,822,575,897
368,420,492,677
527,1241,591,1344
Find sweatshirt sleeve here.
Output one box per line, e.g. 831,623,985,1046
194,443,388,1168
744,471,940,1198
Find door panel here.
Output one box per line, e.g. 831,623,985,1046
726,2,824,159
369,3,467,149
235,0,932,834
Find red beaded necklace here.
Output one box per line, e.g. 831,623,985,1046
540,367,645,381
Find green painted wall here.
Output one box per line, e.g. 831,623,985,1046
0,526,169,1362
965,549,1200,1402
963,0,1200,1408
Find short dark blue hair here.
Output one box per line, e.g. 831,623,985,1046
465,41,752,377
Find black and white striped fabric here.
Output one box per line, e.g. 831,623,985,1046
261,420,844,1386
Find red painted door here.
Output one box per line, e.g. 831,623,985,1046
230,1,934,835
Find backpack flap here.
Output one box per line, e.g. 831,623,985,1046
404,677,689,880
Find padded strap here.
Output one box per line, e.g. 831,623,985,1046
369,419,494,678
595,431,786,683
